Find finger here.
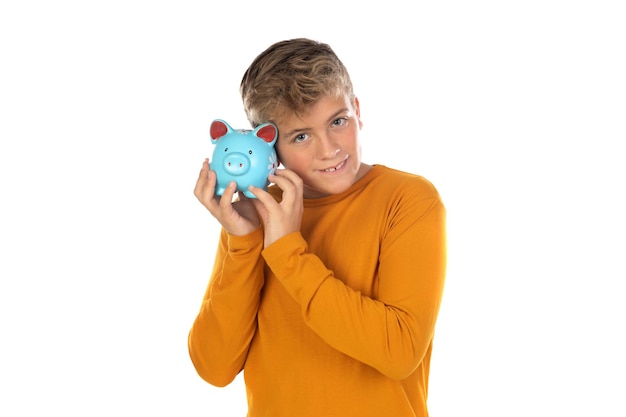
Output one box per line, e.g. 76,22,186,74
267,174,292,194
268,173,302,203
196,158,212,186
195,159,210,186
272,169,304,191
219,181,237,209
194,164,209,198
199,158,209,174
195,160,216,199
248,185,276,208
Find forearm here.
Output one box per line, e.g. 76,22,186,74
188,227,265,386
262,200,446,380
299,259,445,380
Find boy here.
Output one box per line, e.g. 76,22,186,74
190,38,446,416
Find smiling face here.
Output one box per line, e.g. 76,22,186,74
273,94,371,198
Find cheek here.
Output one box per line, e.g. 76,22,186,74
278,153,300,169
276,143,296,166
276,149,310,172
275,145,286,166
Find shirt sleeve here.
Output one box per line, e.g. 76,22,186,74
261,191,446,380
188,226,265,386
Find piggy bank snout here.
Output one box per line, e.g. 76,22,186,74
223,152,251,176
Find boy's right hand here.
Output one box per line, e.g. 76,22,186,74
194,158,261,236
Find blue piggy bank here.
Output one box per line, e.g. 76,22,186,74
210,119,278,198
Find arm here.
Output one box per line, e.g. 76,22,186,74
262,193,446,380
188,227,265,386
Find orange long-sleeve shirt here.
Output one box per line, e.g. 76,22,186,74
189,165,447,417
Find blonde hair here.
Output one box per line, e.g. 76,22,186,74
240,38,355,127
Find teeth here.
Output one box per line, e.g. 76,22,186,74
324,160,344,172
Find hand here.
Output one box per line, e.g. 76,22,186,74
194,159,261,236
249,169,304,247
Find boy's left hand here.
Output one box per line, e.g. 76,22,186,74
249,169,303,248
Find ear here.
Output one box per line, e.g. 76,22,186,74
210,119,231,141
255,123,278,146
354,97,363,129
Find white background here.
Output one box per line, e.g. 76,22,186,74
1,1,624,416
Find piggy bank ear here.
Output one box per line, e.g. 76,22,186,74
255,122,278,146
210,119,232,142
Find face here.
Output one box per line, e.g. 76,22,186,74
273,95,370,198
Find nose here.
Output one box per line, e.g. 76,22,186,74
222,152,250,176
316,134,340,160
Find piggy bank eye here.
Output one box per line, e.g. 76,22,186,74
224,147,228,152
248,150,253,155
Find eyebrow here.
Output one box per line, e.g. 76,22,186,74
281,108,350,138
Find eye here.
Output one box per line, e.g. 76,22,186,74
332,117,347,127
248,150,253,154
224,147,228,152
293,133,308,143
